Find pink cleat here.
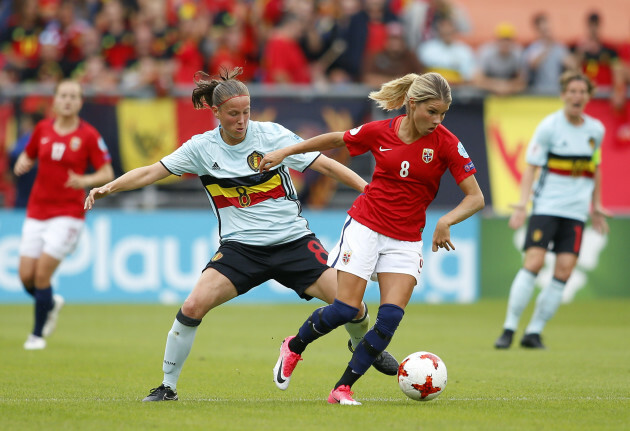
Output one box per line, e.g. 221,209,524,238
273,336,302,390
328,385,361,405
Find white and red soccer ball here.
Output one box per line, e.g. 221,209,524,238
397,351,447,401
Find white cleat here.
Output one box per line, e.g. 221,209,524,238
24,334,46,350
43,294,64,338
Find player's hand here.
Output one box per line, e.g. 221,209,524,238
259,149,287,172
65,169,85,189
13,153,34,176
431,220,454,252
84,185,111,210
591,208,611,235
508,204,527,230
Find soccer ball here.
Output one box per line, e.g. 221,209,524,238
397,351,447,401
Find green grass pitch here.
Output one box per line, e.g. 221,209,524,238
1,299,628,430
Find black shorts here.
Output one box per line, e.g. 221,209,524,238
204,234,330,299
523,215,585,255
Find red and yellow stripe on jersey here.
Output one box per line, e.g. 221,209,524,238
546,152,596,178
200,170,286,209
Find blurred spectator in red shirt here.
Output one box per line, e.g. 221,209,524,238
172,12,209,85
362,21,423,88
260,14,311,84
618,21,630,94
95,0,135,71
363,0,399,57
40,0,92,77
121,23,172,95
208,21,257,83
571,11,625,109
1,0,44,82
137,0,178,60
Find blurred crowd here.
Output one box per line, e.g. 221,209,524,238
1,0,629,103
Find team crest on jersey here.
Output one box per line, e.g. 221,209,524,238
70,136,82,151
342,250,352,265
422,148,434,163
211,252,223,262
247,151,264,171
532,229,543,242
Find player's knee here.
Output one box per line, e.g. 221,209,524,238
327,299,360,326
374,303,405,336
33,274,52,289
362,304,404,354
20,275,34,288
176,308,202,327
19,268,35,288
312,299,358,334
180,298,207,320
523,262,543,275
553,265,575,282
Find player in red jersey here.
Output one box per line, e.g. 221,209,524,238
13,80,114,350
260,72,485,405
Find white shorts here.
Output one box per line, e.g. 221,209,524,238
327,217,423,286
19,216,84,260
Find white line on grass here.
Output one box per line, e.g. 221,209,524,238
1,396,628,403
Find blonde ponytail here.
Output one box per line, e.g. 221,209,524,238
368,74,420,111
369,72,452,112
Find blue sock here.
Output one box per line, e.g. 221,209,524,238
33,287,54,337
293,299,359,352
349,303,404,375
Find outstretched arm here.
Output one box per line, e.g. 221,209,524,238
308,154,367,193
259,132,346,172
84,162,171,210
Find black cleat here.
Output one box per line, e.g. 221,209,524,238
520,333,546,349
494,329,514,349
142,384,178,402
348,340,399,376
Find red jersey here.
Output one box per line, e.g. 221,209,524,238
343,115,476,241
25,119,111,220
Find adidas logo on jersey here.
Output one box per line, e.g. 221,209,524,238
212,162,220,170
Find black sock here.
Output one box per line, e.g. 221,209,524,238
33,287,53,337
288,334,307,354
335,365,361,389
23,285,35,298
